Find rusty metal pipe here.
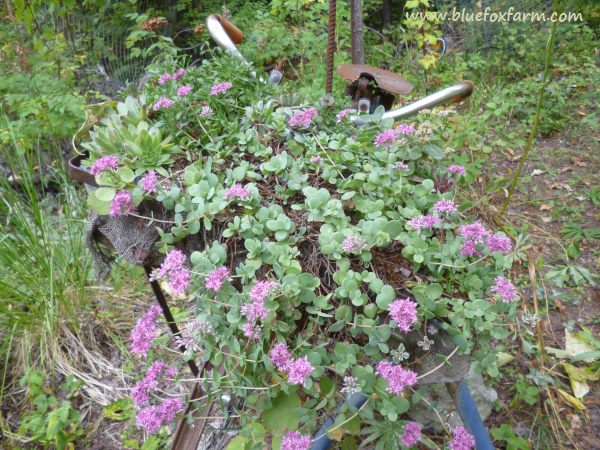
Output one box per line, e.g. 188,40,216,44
352,81,474,124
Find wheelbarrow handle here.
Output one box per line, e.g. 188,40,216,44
352,81,474,124
206,14,246,63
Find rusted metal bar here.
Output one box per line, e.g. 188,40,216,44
350,0,365,64
325,0,336,94
144,265,200,377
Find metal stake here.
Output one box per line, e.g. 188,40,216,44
325,0,336,95
144,265,200,377
350,0,365,64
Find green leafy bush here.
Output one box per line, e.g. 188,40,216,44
80,52,522,448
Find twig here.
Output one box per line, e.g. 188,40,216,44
417,346,459,380
499,0,560,216
527,253,546,366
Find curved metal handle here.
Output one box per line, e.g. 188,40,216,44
206,14,246,63
353,81,474,124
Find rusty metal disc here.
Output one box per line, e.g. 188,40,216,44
337,64,413,95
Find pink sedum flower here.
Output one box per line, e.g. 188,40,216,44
460,222,488,243
158,73,172,85
491,276,518,302
224,183,251,200
401,421,422,448
310,155,322,164
241,298,269,323
110,190,135,216
376,361,418,395
176,85,192,96
342,235,367,253
449,426,475,450
336,108,355,122
448,165,466,176
249,280,277,303
136,397,183,434
460,222,489,257
389,298,418,333
269,342,291,371
200,105,213,117
141,171,158,193
131,360,166,407
242,322,261,340
289,107,318,127
396,123,416,135
374,129,399,147
408,215,441,231
210,82,232,95
90,155,119,175
173,68,185,80
156,249,191,296
130,306,162,357
153,96,174,110
393,161,409,170
286,356,315,386
487,234,512,253
281,431,311,450
205,267,230,292
433,199,457,215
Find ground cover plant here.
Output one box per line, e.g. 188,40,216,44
76,51,526,448
0,0,598,449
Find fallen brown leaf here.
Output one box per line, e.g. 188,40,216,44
559,167,573,174
540,204,553,211
555,300,565,313
531,169,546,176
542,216,552,223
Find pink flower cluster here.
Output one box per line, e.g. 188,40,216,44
401,421,422,448
281,431,311,450
269,343,315,386
110,190,135,217
200,105,213,117
448,165,466,176
130,305,162,357
449,426,475,450
487,234,513,253
241,280,277,339
153,96,174,110
374,123,415,147
90,155,118,175
309,155,322,164
205,267,230,292
158,68,185,85
342,235,367,253
376,361,417,395
393,161,409,170
224,183,251,200
388,298,418,333
141,171,158,193
288,107,318,127
131,360,176,407
460,223,512,257
459,222,489,257
491,276,518,302
407,215,441,231
433,199,457,215
396,123,417,135
210,82,232,96
176,85,192,96
136,397,183,434
336,108,355,122
156,249,191,296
